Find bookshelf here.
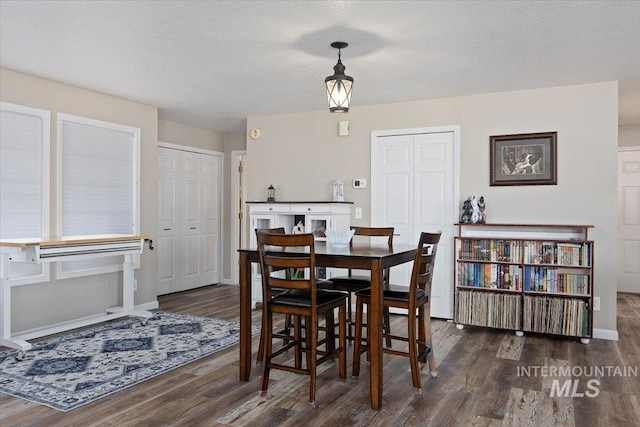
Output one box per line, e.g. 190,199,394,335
453,223,594,344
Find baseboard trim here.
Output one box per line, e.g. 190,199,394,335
221,278,235,285
137,300,160,311
592,328,618,341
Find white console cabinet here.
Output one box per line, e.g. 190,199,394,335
247,201,352,307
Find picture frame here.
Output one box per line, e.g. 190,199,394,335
490,132,557,186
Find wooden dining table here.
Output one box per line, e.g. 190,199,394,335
238,241,416,410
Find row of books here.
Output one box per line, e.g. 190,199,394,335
455,290,522,330
457,239,520,263
457,263,521,290
523,266,590,295
522,241,591,266
523,295,590,337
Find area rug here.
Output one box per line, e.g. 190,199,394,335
0,311,260,412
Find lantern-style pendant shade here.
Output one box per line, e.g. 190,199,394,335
325,41,354,113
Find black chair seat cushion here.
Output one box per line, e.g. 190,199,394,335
355,284,426,302
272,289,347,309
326,275,371,285
317,279,335,287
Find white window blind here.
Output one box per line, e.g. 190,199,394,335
57,114,140,279
0,102,50,284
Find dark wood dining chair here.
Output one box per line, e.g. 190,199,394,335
352,231,441,392
255,227,293,365
256,228,338,365
320,226,394,345
258,232,347,407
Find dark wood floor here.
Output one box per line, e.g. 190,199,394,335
1,285,639,426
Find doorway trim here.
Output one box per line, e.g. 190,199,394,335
229,150,247,285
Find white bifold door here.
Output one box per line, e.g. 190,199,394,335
158,146,222,294
618,149,640,293
372,127,459,319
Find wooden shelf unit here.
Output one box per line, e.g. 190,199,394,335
453,223,594,343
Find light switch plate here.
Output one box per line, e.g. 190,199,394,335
339,121,349,136
355,207,363,219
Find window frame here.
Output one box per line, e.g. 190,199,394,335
0,102,51,286
55,113,141,279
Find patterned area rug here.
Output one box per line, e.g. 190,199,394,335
0,311,259,412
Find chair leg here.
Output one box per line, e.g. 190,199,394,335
305,317,312,370
309,314,318,408
284,314,293,340
365,306,371,363
383,307,392,348
258,312,294,365
346,292,353,341
408,306,421,391
326,314,336,358
338,304,346,381
257,306,267,365
352,296,364,378
260,307,273,397
422,303,437,377
417,306,427,363
294,315,302,369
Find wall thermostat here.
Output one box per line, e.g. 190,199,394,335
352,178,367,188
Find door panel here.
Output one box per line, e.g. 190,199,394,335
200,155,220,283
373,129,457,319
158,148,179,294
184,234,200,277
618,150,640,293
414,132,455,318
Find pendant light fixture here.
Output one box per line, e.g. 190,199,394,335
325,41,354,113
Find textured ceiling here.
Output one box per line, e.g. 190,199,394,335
1,1,639,132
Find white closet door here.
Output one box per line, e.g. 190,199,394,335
181,151,203,288
372,128,457,319
618,149,640,293
158,148,180,294
158,147,221,293
372,134,414,285
413,132,455,319
181,150,220,289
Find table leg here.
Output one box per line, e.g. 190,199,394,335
369,259,383,409
1,252,12,342
239,251,251,381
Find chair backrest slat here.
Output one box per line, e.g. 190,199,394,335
265,256,311,269
349,226,394,248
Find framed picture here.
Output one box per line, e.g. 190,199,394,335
490,132,557,186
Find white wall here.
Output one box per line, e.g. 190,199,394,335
246,81,619,334
619,125,640,147
158,119,223,151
